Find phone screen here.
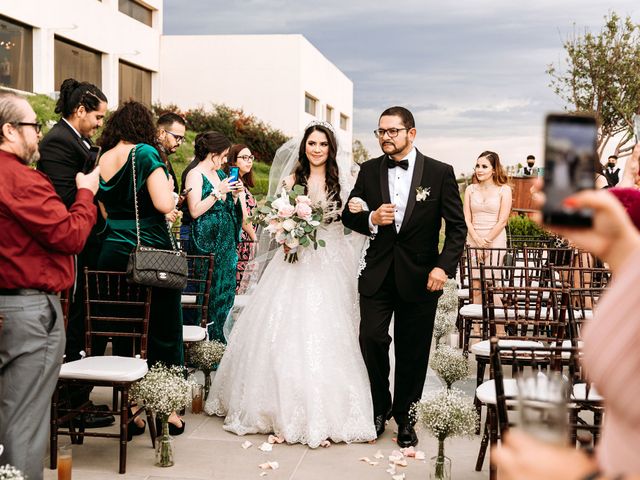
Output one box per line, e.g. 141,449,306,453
83,145,101,174
543,113,597,227
229,166,240,183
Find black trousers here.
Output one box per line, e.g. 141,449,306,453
359,263,440,424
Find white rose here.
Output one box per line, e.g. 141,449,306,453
282,219,297,232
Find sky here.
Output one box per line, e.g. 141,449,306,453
163,0,639,175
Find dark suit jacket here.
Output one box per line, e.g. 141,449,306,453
342,149,466,302
38,120,103,242
38,120,92,209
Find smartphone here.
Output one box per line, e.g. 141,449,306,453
176,188,192,209
542,113,598,227
633,114,640,143
83,145,101,173
228,166,240,183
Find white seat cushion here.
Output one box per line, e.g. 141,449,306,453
572,383,603,402
459,303,483,318
457,288,469,299
476,378,518,405
183,325,206,342
181,294,197,305
234,294,251,308
60,356,148,382
471,339,545,357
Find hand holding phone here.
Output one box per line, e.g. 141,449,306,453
83,145,102,174
543,113,598,227
228,166,240,183
177,188,192,209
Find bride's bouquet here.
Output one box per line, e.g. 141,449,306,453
251,185,338,263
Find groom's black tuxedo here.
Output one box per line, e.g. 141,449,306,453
342,150,466,301
342,149,466,424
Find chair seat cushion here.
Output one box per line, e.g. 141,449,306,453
457,288,469,299
476,378,518,405
181,294,197,305
183,325,207,342
60,356,148,382
471,339,545,357
459,303,483,318
572,383,603,402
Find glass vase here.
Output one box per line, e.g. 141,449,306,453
430,440,451,480
155,414,174,467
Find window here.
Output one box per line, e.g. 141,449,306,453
119,0,153,27
54,37,102,90
0,15,33,92
340,113,349,130
119,61,151,106
304,93,317,116
325,105,333,124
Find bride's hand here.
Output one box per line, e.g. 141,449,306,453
348,198,363,213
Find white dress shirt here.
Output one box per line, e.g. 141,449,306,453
62,118,91,149
369,147,417,234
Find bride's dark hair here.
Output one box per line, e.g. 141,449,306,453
294,124,342,210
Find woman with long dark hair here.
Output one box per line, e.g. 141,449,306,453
96,101,185,434
184,132,243,342
225,144,258,292
205,122,376,447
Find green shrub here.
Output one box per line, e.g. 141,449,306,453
507,214,549,238
27,94,58,134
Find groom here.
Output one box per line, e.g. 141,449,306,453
342,106,466,447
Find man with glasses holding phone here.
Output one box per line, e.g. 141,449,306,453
342,106,466,448
0,92,99,480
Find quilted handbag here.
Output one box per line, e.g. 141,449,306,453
125,145,187,290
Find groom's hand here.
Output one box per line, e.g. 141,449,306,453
427,267,447,292
371,203,396,226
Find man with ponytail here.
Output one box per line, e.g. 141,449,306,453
37,78,113,429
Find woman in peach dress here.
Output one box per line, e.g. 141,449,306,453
463,151,512,304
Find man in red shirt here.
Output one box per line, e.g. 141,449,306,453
0,92,99,480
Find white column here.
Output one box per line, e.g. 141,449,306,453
32,27,54,95
102,53,119,108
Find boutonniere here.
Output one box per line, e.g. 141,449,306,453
416,186,431,202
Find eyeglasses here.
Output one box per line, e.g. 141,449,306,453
373,128,408,139
13,122,43,134
237,155,255,161
165,130,185,144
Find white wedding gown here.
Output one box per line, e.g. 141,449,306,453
205,209,376,447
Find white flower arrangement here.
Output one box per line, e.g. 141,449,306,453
437,279,459,314
416,186,431,202
130,363,194,417
412,388,478,442
188,340,226,371
433,310,456,346
0,465,25,480
431,345,470,389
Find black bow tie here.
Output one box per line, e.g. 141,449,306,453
387,158,409,170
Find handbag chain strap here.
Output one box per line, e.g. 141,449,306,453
130,144,179,251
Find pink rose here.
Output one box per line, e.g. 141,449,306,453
295,202,312,220
295,195,312,205
278,204,295,218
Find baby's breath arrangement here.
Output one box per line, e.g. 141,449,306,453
434,279,458,345
0,465,25,480
411,388,478,478
187,340,226,400
431,345,470,389
130,363,193,417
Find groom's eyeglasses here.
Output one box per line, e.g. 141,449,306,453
374,128,408,139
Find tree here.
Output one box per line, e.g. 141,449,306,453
547,12,640,157
352,139,370,164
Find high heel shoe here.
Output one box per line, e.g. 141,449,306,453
155,416,185,436
127,419,146,441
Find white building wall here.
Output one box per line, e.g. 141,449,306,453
160,34,353,144
0,0,162,108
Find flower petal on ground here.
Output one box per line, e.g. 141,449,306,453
241,440,253,449
258,442,273,452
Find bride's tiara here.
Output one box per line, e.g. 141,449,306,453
305,120,336,135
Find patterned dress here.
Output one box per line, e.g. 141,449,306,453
236,187,257,293
189,170,242,342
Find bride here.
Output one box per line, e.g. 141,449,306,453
205,121,376,447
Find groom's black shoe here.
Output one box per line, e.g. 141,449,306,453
374,409,392,437
397,423,418,448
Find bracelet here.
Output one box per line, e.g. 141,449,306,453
210,188,224,202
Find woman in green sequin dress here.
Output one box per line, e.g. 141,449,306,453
185,132,243,342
